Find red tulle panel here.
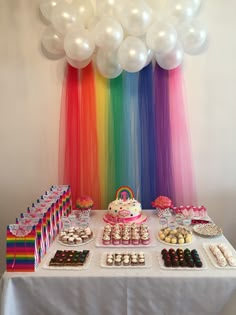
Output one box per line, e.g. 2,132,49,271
79,63,101,208
61,64,81,206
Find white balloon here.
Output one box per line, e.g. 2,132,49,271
71,0,94,27
192,0,202,11
86,15,100,32
118,0,153,36
67,56,91,69
39,0,62,22
118,36,147,72
51,2,77,35
96,48,122,79
179,20,207,54
167,0,198,25
94,17,124,50
96,0,123,18
146,48,154,66
145,0,166,12
146,22,177,54
156,42,184,70
66,20,84,32
64,29,95,61
41,25,65,57
139,35,154,66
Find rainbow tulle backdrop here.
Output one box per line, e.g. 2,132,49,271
59,62,196,209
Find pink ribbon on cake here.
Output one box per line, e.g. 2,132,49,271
105,213,142,223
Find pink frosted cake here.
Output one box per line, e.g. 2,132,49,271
103,186,147,224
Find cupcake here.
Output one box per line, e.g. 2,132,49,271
102,233,111,245
106,256,114,266
114,255,122,266
75,236,83,244
84,227,92,237
138,257,145,265
68,236,75,245
141,232,150,245
122,234,131,245
132,234,140,245
81,234,89,242
59,231,66,240
131,257,138,266
123,255,130,266
113,233,121,245
140,223,149,234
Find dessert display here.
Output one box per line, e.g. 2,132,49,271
158,227,193,245
49,250,90,267
193,223,222,237
105,252,146,267
207,243,236,267
103,186,147,224
58,226,93,245
102,222,150,246
161,248,204,268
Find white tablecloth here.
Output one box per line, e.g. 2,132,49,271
1,210,236,315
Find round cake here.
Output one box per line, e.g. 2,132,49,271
103,186,147,224
106,199,142,223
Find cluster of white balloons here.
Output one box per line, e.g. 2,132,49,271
40,0,207,78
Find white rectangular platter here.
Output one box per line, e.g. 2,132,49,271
100,252,152,269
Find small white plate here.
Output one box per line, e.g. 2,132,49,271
100,252,152,269
56,234,95,247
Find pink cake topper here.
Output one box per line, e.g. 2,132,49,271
115,186,134,200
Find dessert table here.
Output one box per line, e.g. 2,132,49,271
1,210,236,315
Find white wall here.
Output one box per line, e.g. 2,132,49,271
0,0,236,274
0,0,64,274
185,0,236,245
